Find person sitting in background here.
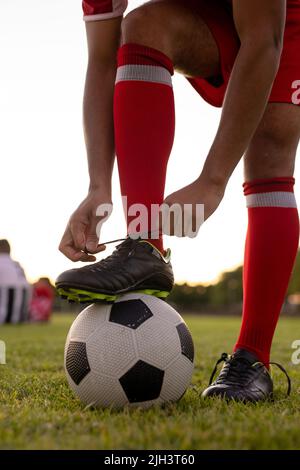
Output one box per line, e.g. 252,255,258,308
0,239,31,324
29,277,54,322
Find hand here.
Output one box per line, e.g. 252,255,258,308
162,176,225,237
59,189,112,262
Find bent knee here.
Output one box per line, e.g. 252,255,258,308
250,128,298,158
121,5,173,58
250,105,300,155
121,7,150,41
245,126,298,179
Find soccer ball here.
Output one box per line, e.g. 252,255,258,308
64,293,194,409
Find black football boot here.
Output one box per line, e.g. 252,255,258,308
56,237,174,303
202,349,291,403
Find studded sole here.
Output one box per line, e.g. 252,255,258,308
57,287,170,303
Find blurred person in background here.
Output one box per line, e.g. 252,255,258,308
0,239,31,324
29,277,55,322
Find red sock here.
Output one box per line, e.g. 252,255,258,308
114,43,175,253
234,177,299,364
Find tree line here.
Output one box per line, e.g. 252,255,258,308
168,250,300,314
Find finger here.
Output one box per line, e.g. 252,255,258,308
78,252,97,262
59,226,83,260
69,219,87,250
82,244,106,257
85,217,102,253
96,244,106,253
60,243,97,262
60,244,87,262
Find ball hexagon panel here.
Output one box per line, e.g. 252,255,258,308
68,371,128,408
119,360,164,403
68,303,111,341
115,293,183,326
109,299,153,329
176,322,195,363
160,355,194,403
135,316,182,369
65,341,91,385
87,323,137,378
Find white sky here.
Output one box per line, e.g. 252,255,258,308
1,0,299,285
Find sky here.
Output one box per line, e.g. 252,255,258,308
1,0,299,285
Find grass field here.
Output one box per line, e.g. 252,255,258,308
0,313,300,450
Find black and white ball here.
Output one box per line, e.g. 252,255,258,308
64,293,194,409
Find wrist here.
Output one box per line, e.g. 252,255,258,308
87,163,113,197
199,154,231,186
88,183,111,199
196,170,227,196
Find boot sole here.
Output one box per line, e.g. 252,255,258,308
57,287,170,303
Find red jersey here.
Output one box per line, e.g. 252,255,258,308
83,0,128,21
82,0,300,107
29,280,54,322
82,0,296,21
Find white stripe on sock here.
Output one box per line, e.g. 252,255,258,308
116,64,172,87
246,191,297,208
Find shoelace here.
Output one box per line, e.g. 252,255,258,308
269,361,291,396
85,234,164,272
209,352,291,396
96,237,127,247
208,353,254,387
208,352,229,385
93,237,135,271
97,230,162,248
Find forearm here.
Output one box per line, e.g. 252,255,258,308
83,61,117,196
201,44,282,185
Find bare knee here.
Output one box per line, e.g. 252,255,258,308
121,5,173,59
245,130,297,180
244,108,300,180
121,1,220,78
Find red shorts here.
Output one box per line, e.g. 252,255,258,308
187,0,300,107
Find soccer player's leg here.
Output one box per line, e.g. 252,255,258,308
56,0,220,303
115,0,220,250
203,104,300,402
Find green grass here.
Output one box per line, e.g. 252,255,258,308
0,313,300,450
